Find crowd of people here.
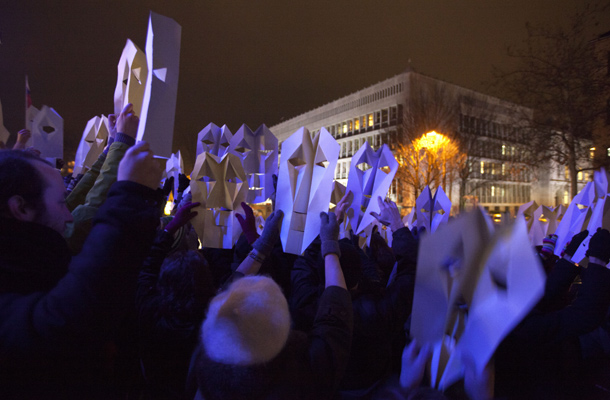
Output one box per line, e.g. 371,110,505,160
2,105,610,400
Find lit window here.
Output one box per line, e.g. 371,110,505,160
564,190,569,205
355,119,360,130
584,172,589,181
501,163,506,175
590,147,596,159
368,114,374,127
348,120,353,131
565,166,569,180
491,186,495,196
578,171,583,181
502,145,506,155
342,123,347,134
608,148,610,157
480,161,485,174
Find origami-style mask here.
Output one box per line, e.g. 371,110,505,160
196,123,233,158
0,98,10,144
229,124,278,204
276,127,339,255
517,200,538,232
570,168,610,261
553,181,596,258
345,142,398,236
31,105,63,159
411,209,545,390
190,152,247,249
114,39,148,117
415,186,452,234
528,205,559,246
137,12,181,158
73,116,109,176
165,151,184,197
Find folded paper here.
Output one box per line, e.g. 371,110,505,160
415,186,452,234
114,39,148,117
73,115,109,176
229,124,278,204
137,12,182,158
553,181,596,258
345,142,399,236
276,127,339,255
196,123,233,158
190,152,247,249
165,150,184,197
31,105,63,159
411,209,545,390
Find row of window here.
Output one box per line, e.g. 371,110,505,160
460,115,528,143
310,105,402,139
469,161,531,182
468,183,531,205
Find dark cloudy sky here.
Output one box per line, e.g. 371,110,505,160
1,0,608,169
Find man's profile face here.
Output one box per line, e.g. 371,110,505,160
32,162,73,235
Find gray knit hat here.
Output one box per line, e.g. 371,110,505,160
201,276,291,365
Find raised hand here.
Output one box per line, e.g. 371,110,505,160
236,202,260,244
252,209,284,257
13,129,31,150
164,202,200,234
118,141,162,190
320,211,341,257
116,103,139,138
370,196,404,232
335,190,353,224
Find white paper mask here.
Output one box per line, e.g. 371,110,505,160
345,142,399,236
190,152,247,249
114,39,148,118
196,123,233,158
31,105,63,159
570,168,610,261
137,12,181,158
165,150,184,197
528,205,559,246
553,181,596,257
517,200,538,232
229,124,278,204
415,186,452,234
411,210,545,390
276,127,339,255
73,115,109,176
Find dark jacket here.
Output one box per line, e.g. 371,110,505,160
195,286,353,400
290,228,417,393
0,181,161,399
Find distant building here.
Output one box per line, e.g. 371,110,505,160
270,69,580,214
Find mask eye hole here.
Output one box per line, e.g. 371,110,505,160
316,161,329,168
42,126,55,134
234,147,251,154
357,163,372,171
202,139,214,145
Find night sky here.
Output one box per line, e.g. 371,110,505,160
1,0,608,170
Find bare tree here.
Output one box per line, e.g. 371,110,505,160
490,3,610,199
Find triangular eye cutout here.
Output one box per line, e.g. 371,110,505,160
314,146,327,166
234,147,251,154
42,126,55,134
220,142,230,148
123,78,128,86
132,67,142,84
316,161,329,168
379,165,391,174
357,163,372,171
153,68,167,82
201,139,214,145
576,204,588,210
289,157,307,167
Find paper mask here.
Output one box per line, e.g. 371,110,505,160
73,115,109,176
196,123,233,158
345,142,399,236
411,209,545,390
553,181,596,258
31,105,63,159
137,12,182,158
190,152,247,249
528,205,559,246
570,168,610,261
415,186,452,234
229,124,278,204
114,39,148,117
517,200,538,232
165,150,184,197
276,127,339,255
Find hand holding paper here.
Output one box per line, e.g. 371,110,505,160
118,141,161,189
562,230,588,260
399,340,431,393
335,190,353,224
13,129,31,150
370,196,404,232
320,212,341,258
117,103,139,138
252,210,283,257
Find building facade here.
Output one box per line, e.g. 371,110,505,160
270,69,580,215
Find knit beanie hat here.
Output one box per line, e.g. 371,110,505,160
201,276,291,366
540,234,558,260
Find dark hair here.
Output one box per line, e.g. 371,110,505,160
0,150,51,217
157,250,215,322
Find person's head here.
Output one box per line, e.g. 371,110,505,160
201,275,291,366
0,150,73,234
158,250,214,320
